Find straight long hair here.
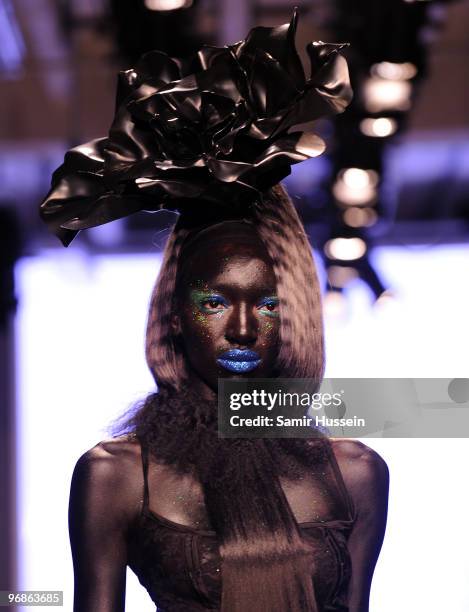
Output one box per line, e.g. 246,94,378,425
145,184,325,388
138,184,326,611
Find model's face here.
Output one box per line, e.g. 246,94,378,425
174,226,280,397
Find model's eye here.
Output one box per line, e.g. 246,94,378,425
203,297,224,308
258,297,279,317
199,295,228,312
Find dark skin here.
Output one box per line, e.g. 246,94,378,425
172,224,281,399
68,226,389,611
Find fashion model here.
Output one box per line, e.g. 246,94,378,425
40,11,389,612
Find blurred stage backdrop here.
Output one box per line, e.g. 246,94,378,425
1,0,469,610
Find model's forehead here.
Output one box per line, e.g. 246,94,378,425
178,225,276,290
197,234,268,258
188,241,274,282
182,220,263,254
178,221,275,290
179,221,270,266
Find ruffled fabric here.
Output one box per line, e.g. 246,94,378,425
40,9,352,246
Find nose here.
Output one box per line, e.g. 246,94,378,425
224,302,258,346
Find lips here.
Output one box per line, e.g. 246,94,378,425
216,349,262,373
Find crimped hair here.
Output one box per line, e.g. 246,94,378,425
135,183,327,612
145,183,325,389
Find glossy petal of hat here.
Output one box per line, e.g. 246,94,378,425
40,9,352,246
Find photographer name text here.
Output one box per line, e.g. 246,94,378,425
229,415,366,428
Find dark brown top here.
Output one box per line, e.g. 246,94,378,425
127,441,356,611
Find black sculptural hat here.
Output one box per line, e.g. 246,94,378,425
40,9,352,246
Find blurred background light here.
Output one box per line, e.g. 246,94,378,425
363,78,412,112
322,289,347,318
370,61,418,81
327,265,359,288
343,207,378,228
343,168,379,189
333,168,379,205
0,0,25,77
144,0,193,10
360,117,398,138
324,237,367,261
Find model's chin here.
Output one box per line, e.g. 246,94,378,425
185,360,277,395
215,363,278,381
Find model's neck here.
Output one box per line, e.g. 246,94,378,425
182,372,217,402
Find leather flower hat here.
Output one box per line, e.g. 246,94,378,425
40,10,352,246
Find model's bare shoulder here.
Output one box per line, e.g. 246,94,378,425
76,435,140,477
330,438,388,472
71,435,144,523
330,439,389,510
85,435,141,462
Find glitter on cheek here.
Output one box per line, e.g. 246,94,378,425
188,306,218,342
259,309,280,320
189,291,213,322
193,310,208,325
257,317,279,348
260,318,278,336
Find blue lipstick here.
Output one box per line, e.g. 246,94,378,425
217,349,261,373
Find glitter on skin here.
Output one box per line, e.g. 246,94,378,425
189,290,227,334
193,311,208,325
174,227,281,396
189,287,279,354
190,289,279,321
190,289,228,315
189,283,214,328
258,296,280,319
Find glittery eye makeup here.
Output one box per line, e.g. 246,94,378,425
257,296,279,318
190,291,279,317
191,290,229,314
